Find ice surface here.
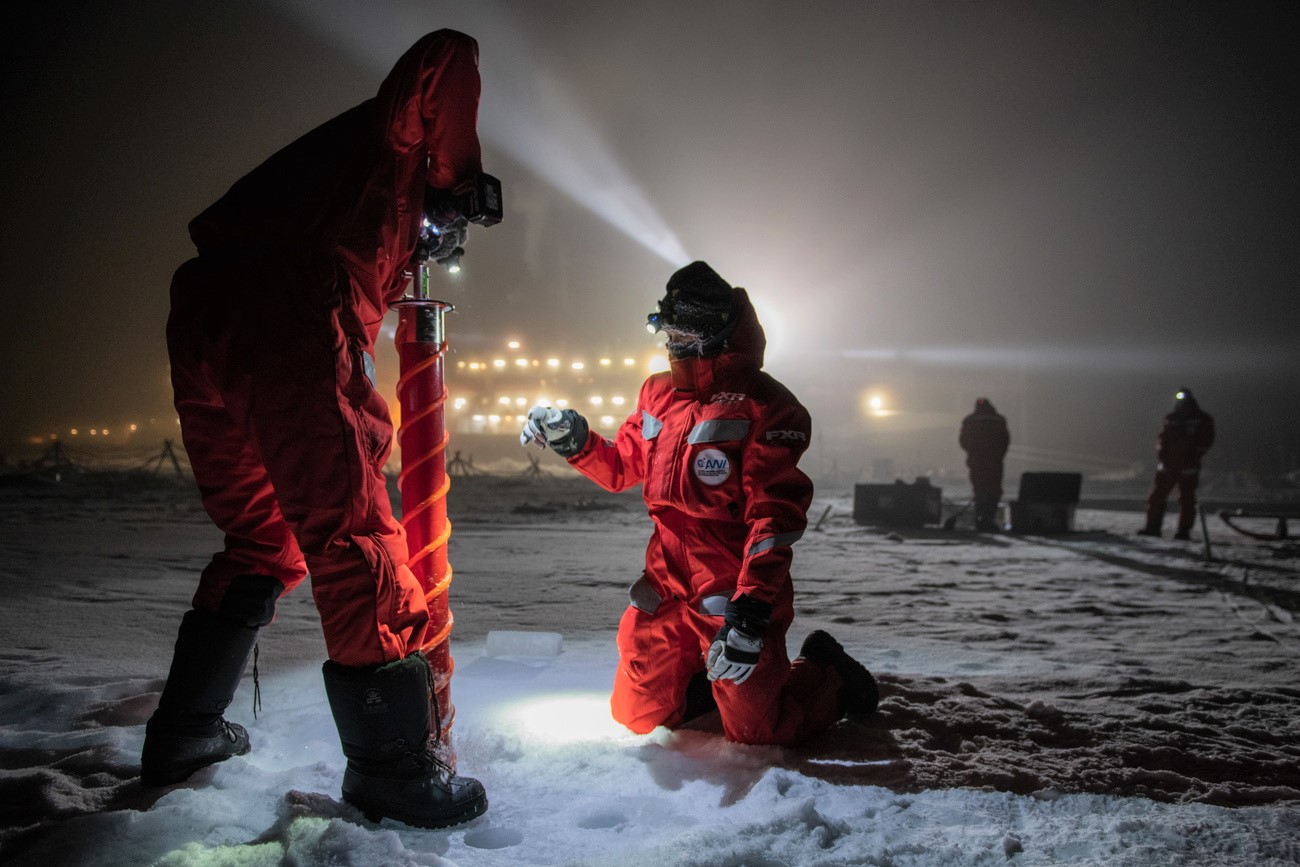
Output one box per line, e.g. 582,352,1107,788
0,472,1297,866
485,630,564,659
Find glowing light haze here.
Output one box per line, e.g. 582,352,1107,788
2,2,1296,477
269,0,692,267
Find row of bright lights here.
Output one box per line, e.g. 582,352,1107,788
48,422,156,438
29,419,185,445
461,395,628,410
463,391,903,421
459,357,654,373
38,390,896,443
44,392,893,434
470,413,622,427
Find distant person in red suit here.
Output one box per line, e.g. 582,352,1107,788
1139,388,1215,540
959,398,1010,532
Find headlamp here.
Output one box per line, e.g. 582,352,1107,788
646,295,676,334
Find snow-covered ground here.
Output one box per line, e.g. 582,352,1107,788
1,465,1297,866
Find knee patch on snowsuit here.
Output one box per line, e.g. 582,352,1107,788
218,574,285,628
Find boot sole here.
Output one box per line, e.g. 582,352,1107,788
140,746,250,787
140,737,251,787
351,790,489,829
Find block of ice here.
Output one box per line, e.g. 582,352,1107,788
485,630,564,659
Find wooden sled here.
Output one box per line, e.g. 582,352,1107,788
1218,508,1297,541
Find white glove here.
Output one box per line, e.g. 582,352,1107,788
520,406,568,448
705,626,762,684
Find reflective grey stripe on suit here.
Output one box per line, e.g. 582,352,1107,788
629,575,661,614
698,594,729,616
747,529,804,557
630,581,731,618
642,411,663,440
687,419,750,444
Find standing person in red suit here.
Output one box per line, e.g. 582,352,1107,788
142,30,499,829
959,398,1011,532
1139,388,1215,540
520,261,877,745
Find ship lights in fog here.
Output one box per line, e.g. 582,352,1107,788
862,390,897,418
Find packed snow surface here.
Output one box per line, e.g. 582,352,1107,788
0,468,1297,866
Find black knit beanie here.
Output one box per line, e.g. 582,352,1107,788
656,261,735,339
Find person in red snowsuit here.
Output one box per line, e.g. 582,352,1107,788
521,261,877,745
1140,388,1215,540
959,398,1011,532
143,30,493,829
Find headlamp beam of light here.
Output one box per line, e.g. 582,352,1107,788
483,95,689,267
495,693,632,746
271,0,690,268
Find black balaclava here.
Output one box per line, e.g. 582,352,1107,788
650,261,738,359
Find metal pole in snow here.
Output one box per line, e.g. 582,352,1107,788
1198,504,1214,562
392,260,458,766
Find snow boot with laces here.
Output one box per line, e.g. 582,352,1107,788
798,630,880,719
323,652,487,828
141,609,257,786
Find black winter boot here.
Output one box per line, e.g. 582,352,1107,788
141,609,258,786
798,630,880,718
322,652,487,828
679,669,718,725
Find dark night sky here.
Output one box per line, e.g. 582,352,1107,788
2,1,1297,474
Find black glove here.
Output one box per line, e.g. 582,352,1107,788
520,406,589,458
429,216,468,267
705,594,772,684
423,185,460,227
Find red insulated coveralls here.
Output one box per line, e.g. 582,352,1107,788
166,31,483,667
566,290,844,745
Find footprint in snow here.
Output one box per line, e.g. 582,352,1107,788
464,826,525,849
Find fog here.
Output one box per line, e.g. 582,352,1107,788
2,1,1296,475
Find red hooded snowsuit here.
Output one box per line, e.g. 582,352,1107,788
565,290,845,745
166,31,483,667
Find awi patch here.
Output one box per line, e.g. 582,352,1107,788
693,448,731,486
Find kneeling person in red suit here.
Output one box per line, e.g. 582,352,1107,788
522,261,878,745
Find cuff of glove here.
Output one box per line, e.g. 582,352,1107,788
723,594,772,638
549,411,589,458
